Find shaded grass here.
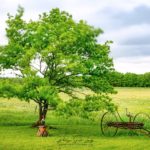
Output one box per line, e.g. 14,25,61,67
0,126,150,150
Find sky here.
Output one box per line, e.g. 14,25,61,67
0,0,150,74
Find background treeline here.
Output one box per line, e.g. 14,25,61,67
108,72,150,87
1,71,150,87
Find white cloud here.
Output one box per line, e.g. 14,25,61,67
114,56,150,74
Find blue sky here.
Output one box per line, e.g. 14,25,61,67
1,0,150,74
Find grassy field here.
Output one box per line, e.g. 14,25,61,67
0,87,150,150
113,87,150,113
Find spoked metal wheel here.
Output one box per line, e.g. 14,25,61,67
133,113,150,134
101,112,118,136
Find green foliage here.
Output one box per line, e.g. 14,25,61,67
19,77,60,107
0,6,115,119
56,94,116,119
0,78,21,98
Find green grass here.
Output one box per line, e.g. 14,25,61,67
113,87,150,113
0,87,150,150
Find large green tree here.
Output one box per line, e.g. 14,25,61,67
0,6,115,125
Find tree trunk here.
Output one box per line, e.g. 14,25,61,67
43,100,48,118
32,101,48,127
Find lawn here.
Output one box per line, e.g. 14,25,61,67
0,87,150,150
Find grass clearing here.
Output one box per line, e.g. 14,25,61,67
0,87,150,150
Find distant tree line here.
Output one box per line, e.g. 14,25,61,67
107,72,150,87
1,71,150,88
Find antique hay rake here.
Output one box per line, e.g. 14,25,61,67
101,108,150,136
